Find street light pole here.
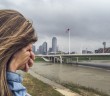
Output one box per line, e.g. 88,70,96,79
68,29,70,54
66,28,70,54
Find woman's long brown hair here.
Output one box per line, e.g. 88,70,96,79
0,10,37,96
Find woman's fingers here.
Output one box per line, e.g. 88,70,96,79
18,58,34,72
28,58,34,67
30,51,35,60
29,51,35,68
25,63,29,72
21,58,34,72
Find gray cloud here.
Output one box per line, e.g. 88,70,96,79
0,0,110,52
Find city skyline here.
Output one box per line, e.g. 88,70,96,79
37,37,58,55
34,36,110,54
1,0,110,52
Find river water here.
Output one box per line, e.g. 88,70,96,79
31,62,110,94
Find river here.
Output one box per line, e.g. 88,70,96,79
31,62,110,95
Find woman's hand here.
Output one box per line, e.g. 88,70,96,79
8,44,35,72
20,51,35,72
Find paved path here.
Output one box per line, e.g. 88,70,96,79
29,70,80,96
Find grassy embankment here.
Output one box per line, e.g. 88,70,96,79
35,57,45,62
68,55,110,61
35,55,110,63
23,73,64,96
61,83,110,96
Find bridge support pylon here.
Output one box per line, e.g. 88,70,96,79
54,57,55,63
60,56,62,64
76,57,79,63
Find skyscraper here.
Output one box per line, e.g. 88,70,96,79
42,42,47,55
39,45,43,54
52,37,57,54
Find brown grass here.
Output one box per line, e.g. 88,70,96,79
23,73,64,96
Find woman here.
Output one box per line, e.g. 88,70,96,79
0,10,37,96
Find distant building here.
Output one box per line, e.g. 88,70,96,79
42,42,47,55
82,50,92,54
36,49,39,54
48,48,52,53
52,37,57,54
56,46,59,52
37,42,48,55
71,52,75,54
39,45,43,54
95,47,110,53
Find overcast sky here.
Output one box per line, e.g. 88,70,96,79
0,0,110,53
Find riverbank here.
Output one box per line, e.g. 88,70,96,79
23,73,64,96
61,83,110,96
28,70,80,96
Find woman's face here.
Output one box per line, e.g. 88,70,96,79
8,44,35,72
